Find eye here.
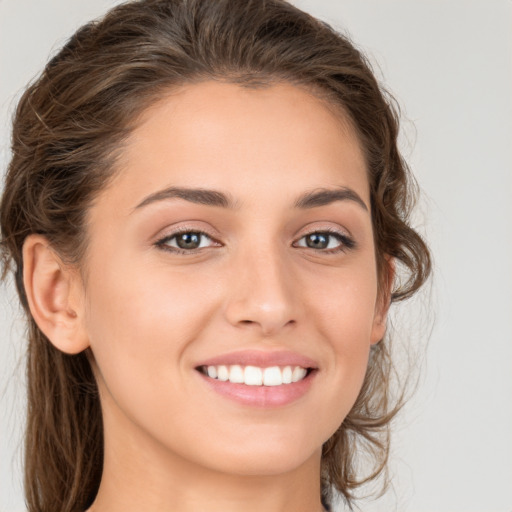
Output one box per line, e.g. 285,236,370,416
156,230,218,253
294,231,355,252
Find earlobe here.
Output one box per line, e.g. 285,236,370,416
370,309,388,345
22,235,89,354
370,256,395,345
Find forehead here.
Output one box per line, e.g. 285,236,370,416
99,80,369,211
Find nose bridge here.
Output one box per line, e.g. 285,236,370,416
224,238,298,335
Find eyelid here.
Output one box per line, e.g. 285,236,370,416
293,227,356,252
152,223,356,255
152,221,221,243
154,226,222,254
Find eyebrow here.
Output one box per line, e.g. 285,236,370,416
134,185,368,212
294,187,368,211
134,186,236,210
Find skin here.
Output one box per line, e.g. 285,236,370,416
23,81,389,512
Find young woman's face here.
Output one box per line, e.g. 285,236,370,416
80,81,387,477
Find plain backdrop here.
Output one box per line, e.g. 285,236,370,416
1,1,511,511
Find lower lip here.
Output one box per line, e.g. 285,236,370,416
196,370,316,408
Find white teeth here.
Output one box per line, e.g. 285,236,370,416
228,364,244,384
292,366,307,383
202,364,310,386
244,366,263,386
217,365,229,381
263,366,282,386
282,366,292,384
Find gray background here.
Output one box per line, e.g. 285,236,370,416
1,1,511,511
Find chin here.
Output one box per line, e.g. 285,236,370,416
180,426,325,477
208,447,320,477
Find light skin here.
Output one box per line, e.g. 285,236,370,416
23,81,390,512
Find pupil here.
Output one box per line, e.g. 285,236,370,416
177,232,201,249
307,233,328,249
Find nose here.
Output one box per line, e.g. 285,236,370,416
223,245,299,336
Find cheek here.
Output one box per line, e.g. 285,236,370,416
82,261,227,459
86,260,215,344
304,263,378,401
310,262,379,342
82,258,220,401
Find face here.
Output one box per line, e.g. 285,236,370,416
79,81,386,478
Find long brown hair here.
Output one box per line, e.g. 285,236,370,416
0,1,431,510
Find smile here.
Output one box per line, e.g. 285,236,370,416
195,350,318,407
198,364,311,386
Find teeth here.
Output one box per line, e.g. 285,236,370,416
244,366,263,385
292,366,307,383
263,366,282,386
282,366,292,384
202,364,310,386
217,365,229,381
229,365,244,384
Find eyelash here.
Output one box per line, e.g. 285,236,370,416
155,228,220,255
155,228,355,255
293,228,356,253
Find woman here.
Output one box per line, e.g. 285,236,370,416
0,1,431,511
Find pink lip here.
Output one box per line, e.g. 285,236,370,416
195,349,319,369
197,370,317,408
194,349,319,408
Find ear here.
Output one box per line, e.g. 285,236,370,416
370,256,395,345
22,234,89,354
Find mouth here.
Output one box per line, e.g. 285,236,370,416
196,364,315,387
194,350,319,407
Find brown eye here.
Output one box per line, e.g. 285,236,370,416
157,231,216,252
176,232,202,249
294,231,355,252
304,233,330,249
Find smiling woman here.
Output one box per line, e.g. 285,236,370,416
0,1,430,512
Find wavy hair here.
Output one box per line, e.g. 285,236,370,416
0,1,431,510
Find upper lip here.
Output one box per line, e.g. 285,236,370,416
195,349,319,369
